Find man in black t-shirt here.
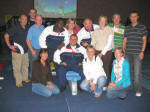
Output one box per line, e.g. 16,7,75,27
4,14,30,87
27,8,37,27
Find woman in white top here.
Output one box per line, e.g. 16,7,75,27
80,46,106,98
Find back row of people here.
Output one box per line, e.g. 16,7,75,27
4,9,147,98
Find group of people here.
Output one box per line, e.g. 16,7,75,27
4,8,148,99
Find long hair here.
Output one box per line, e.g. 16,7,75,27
38,48,49,65
65,18,77,30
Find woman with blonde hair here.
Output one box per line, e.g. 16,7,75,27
65,18,81,37
91,16,114,87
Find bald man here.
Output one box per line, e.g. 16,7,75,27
4,14,30,87
77,18,99,48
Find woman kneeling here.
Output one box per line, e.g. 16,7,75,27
106,47,131,100
80,46,107,98
31,48,60,97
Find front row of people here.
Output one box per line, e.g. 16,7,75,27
31,34,131,99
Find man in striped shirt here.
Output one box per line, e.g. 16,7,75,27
122,11,148,97
109,14,125,52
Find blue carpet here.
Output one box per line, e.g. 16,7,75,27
0,70,150,112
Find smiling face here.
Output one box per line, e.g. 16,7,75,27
83,19,93,31
35,15,43,26
114,49,123,61
19,15,27,27
56,20,64,30
99,17,107,27
87,47,95,58
29,9,37,20
70,35,78,46
40,51,48,61
112,14,121,26
130,13,139,24
68,20,75,30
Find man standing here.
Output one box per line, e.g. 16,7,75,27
77,18,99,48
122,11,148,97
109,14,125,53
54,34,87,92
28,8,37,27
26,15,45,78
4,14,30,87
39,19,68,61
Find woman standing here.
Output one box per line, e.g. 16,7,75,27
80,46,106,98
65,18,81,37
91,16,113,86
31,48,60,97
106,47,131,99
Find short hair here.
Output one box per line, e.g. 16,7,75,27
130,10,139,16
98,16,108,25
112,13,121,19
56,18,64,23
19,13,27,19
83,18,93,24
65,18,77,29
70,34,78,40
35,14,43,19
29,8,37,13
87,45,96,52
114,47,124,54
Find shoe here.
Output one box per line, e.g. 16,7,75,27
94,94,101,98
78,86,84,92
0,77,4,80
136,92,142,97
119,97,126,100
103,87,107,91
25,80,30,83
17,83,23,87
60,86,66,93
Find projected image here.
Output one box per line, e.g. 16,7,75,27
34,0,77,18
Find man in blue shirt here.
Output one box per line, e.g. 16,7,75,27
26,15,45,78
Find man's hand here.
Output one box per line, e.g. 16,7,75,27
139,52,144,60
61,62,67,66
31,49,36,57
108,82,116,88
9,45,17,50
57,43,64,50
90,82,96,91
82,42,89,47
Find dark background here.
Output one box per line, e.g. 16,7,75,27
0,0,150,44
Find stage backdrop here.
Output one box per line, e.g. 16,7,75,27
34,0,77,18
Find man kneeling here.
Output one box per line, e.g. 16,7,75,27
54,34,87,92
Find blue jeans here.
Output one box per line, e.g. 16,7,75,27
32,82,60,97
28,49,40,78
106,86,129,99
125,54,142,93
80,76,106,96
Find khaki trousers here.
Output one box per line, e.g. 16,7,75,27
12,52,29,85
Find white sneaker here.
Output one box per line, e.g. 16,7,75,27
136,92,142,97
103,87,107,91
0,77,4,80
0,86,2,89
52,71,56,76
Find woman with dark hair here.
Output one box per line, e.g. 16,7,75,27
31,48,60,97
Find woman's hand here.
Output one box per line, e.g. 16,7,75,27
47,82,54,89
108,82,116,88
97,53,103,58
89,80,95,91
61,62,67,66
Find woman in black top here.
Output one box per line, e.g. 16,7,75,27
31,48,60,97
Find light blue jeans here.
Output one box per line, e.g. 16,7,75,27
80,76,106,96
32,82,60,97
106,86,129,99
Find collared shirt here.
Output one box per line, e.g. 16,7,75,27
27,24,45,49
109,23,125,52
7,23,29,53
124,23,148,54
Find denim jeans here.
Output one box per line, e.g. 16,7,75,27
80,76,106,96
125,54,142,93
32,82,60,97
28,49,40,78
106,86,129,99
